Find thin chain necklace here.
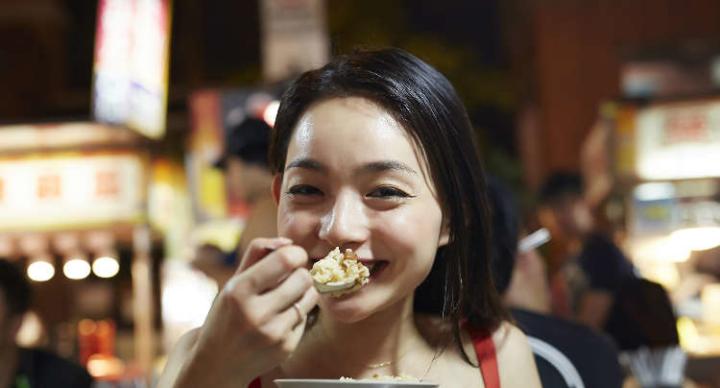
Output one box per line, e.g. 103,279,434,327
366,343,445,382
364,341,417,369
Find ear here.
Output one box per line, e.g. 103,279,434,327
438,218,450,247
271,174,283,205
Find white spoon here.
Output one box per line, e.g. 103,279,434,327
313,279,357,294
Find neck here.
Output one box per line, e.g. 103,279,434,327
289,296,435,378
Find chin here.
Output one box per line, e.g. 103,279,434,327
318,285,412,324
318,295,374,323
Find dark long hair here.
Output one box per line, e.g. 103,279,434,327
269,48,508,359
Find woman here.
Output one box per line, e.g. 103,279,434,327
159,48,540,388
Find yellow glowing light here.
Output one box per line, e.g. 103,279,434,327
86,354,125,378
632,237,691,263
671,227,720,251
93,256,119,278
677,316,701,353
643,263,680,289
63,258,91,280
702,283,720,325
78,319,97,336
27,260,55,282
16,311,44,347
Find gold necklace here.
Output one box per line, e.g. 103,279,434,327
366,343,444,381
365,346,413,369
367,360,394,369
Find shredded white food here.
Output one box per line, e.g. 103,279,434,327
310,247,369,296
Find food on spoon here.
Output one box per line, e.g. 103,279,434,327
310,247,369,297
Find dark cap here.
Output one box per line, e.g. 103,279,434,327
214,117,272,169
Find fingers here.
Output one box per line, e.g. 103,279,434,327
237,237,293,273
257,268,316,315
258,286,319,345
294,285,320,317
240,245,308,293
256,267,312,311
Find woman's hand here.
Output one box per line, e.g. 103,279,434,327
161,237,319,388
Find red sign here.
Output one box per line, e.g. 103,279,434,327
663,112,710,144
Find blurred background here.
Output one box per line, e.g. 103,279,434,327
2,0,720,386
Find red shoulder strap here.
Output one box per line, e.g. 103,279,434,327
466,325,500,388
248,377,261,388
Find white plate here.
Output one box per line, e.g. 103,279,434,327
274,379,439,388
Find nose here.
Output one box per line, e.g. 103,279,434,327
318,190,369,249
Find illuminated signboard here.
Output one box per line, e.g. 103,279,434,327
92,0,172,139
636,100,720,180
0,153,146,231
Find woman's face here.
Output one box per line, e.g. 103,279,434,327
273,97,448,322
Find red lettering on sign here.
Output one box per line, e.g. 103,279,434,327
663,112,709,144
37,174,61,199
96,170,119,197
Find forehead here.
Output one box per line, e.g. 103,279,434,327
287,97,426,168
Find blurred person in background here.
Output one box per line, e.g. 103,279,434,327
536,173,687,387
537,172,636,329
193,117,277,287
0,259,92,388
488,177,624,388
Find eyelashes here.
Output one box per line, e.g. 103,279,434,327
366,186,415,199
285,185,416,200
285,184,322,197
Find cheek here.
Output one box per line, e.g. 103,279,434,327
276,205,317,241
376,204,443,262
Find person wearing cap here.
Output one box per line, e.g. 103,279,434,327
193,117,277,287
536,172,636,329
486,177,623,388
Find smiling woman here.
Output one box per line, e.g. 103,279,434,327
158,48,541,388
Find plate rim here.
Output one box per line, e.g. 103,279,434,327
273,379,438,386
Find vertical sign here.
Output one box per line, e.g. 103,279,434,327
93,0,172,139
260,0,329,82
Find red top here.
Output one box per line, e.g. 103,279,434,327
248,326,499,388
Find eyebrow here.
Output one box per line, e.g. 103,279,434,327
285,158,326,172
359,160,417,176
284,158,417,176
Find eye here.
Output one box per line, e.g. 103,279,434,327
366,186,414,199
286,184,323,197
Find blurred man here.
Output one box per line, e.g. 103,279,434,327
537,172,636,329
0,259,92,388
487,177,624,388
193,117,277,287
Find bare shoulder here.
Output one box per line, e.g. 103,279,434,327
493,322,541,388
157,328,201,388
